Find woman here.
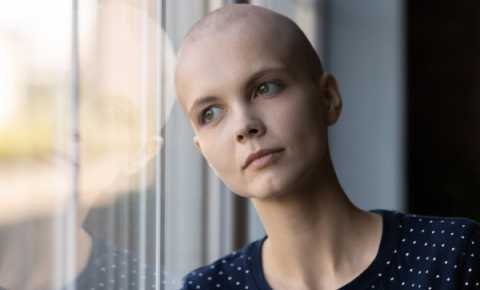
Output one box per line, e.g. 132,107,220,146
175,4,480,290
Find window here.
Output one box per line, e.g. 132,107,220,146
1,1,406,289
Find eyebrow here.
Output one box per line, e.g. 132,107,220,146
187,65,289,118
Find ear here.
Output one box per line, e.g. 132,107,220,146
319,73,343,126
193,135,202,152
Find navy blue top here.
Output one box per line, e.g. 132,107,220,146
180,209,480,290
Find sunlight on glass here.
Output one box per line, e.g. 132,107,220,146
0,0,177,289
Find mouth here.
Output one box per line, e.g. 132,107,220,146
242,148,284,170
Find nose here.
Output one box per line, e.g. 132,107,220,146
235,118,266,143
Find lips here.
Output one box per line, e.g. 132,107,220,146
242,148,284,170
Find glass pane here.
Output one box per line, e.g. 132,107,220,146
0,1,273,289
0,0,179,289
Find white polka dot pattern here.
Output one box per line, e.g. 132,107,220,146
179,209,480,290
68,239,165,290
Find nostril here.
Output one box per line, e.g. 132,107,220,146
236,124,263,142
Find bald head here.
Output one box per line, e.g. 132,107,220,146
176,4,324,96
173,4,343,198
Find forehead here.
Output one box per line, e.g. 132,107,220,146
175,21,294,112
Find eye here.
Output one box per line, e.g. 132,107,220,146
199,106,222,125
255,81,283,97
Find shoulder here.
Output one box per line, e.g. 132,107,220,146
374,210,480,288
395,211,480,277
374,208,476,235
390,210,479,248
395,210,479,239
373,209,480,261
180,238,263,290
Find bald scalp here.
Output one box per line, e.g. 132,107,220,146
178,4,324,82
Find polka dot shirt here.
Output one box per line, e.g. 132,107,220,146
61,239,159,290
180,209,480,290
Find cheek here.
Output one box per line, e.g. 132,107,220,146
268,96,328,172
270,95,326,143
199,131,239,183
203,149,246,195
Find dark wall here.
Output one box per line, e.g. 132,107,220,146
407,1,480,221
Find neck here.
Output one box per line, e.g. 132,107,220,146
250,157,382,290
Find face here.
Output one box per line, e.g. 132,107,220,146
176,22,341,199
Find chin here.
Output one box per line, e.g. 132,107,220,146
251,189,290,200
225,159,315,199
238,171,298,200
251,161,320,200
233,189,287,200
227,180,286,200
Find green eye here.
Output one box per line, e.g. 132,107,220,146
200,106,222,124
256,81,283,96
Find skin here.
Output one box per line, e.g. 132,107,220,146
176,4,383,290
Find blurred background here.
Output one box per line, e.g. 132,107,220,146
0,0,478,289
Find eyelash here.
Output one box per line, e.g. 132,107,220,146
198,80,285,126
253,80,284,98
198,105,222,125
